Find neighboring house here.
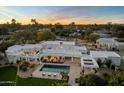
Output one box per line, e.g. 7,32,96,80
116,38,124,50
38,28,51,32
94,30,111,38
69,32,81,37
96,38,124,50
96,38,119,50
98,33,111,38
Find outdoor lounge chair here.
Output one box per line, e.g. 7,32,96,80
53,74,57,77
48,73,51,77
42,73,46,76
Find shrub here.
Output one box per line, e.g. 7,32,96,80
97,58,103,68
111,65,115,70
20,65,28,72
108,69,124,85
0,55,3,60
19,61,30,72
60,72,69,81
102,73,110,84
75,78,79,83
30,64,35,68
104,59,112,68
10,62,14,65
4,62,9,65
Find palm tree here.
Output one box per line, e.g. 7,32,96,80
104,59,112,68
14,59,21,86
31,19,37,25
60,72,69,81
11,19,16,24
70,22,75,26
97,58,103,68
60,72,65,79
16,59,21,75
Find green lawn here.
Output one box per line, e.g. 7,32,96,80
0,66,67,86
17,77,66,86
0,66,17,86
0,66,17,81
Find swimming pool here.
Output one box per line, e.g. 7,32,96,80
40,64,70,73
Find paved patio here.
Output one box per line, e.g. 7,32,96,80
32,63,62,80
18,61,99,86
65,62,81,86
19,67,36,78
31,62,82,85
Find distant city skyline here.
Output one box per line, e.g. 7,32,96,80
0,6,124,24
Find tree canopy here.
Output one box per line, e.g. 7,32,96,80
0,41,14,53
12,30,56,44
108,69,124,86
12,30,37,44
81,31,100,42
78,74,106,86
37,31,56,41
112,25,124,38
0,26,9,35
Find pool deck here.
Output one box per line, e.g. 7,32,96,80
32,62,82,85
32,63,63,80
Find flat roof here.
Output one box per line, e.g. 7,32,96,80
90,51,121,58
6,44,42,51
81,55,99,68
41,41,75,45
6,41,87,58
6,44,42,56
97,38,118,45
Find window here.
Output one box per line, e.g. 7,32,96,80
84,62,94,65
83,59,92,61
29,58,35,61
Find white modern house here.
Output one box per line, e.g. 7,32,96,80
6,41,99,69
6,41,121,69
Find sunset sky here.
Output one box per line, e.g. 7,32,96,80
0,6,124,24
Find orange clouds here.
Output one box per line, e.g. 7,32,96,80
0,17,124,25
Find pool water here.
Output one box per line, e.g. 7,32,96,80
40,64,70,73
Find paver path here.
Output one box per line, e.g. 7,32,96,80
65,62,81,86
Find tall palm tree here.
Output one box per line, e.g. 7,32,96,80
11,19,16,24
16,59,21,75
60,72,69,81
31,19,37,25
14,59,21,86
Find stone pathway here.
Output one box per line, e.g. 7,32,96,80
65,62,81,86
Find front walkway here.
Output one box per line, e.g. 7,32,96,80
65,62,81,86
